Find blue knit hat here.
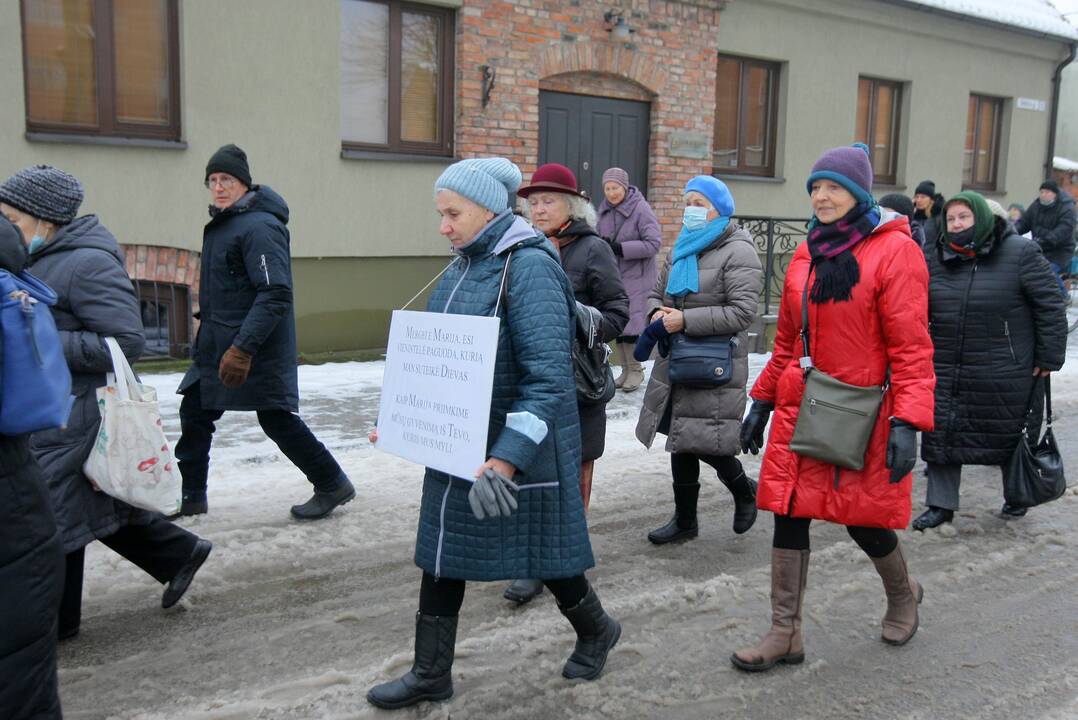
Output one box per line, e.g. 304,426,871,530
806,143,874,204
684,175,735,216
435,157,523,213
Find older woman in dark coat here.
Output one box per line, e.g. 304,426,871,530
0,165,212,639
913,191,1067,530
0,217,64,720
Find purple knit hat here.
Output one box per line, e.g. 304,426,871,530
806,143,874,204
602,167,629,190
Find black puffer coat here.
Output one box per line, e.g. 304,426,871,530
179,186,298,411
1015,192,1077,269
0,436,64,720
922,218,1068,466
27,216,152,553
552,219,629,461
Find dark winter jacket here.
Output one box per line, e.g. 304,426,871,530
636,224,763,456
27,216,153,553
922,218,1068,466
0,436,64,720
1015,192,1077,268
909,221,927,248
179,186,298,411
414,212,594,581
596,187,662,336
552,219,630,461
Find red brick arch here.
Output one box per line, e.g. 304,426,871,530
537,43,666,97
121,244,201,301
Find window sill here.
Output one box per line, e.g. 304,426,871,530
341,148,456,163
26,132,187,150
962,186,1005,196
716,174,786,184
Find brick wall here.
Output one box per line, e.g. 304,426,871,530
122,244,202,307
455,0,728,241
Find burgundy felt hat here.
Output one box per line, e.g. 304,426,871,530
517,163,584,198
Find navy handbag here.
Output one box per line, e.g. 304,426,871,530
665,332,736,387
0,269,73,435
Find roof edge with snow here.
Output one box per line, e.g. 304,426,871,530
891,0,1078,42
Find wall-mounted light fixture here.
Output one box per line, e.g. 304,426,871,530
480,64,496,109
603,9,635,41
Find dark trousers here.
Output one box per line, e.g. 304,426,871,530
1049,261,1068,298
59,517,199,636
670,452,743,486
175,382,345,495
772,514,897,559
418,572,589,616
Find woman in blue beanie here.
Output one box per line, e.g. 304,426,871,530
366,157,620,710
634,175,763,544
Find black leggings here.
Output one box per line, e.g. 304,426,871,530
418,572,589,616
772,515,897,559
671,452,743,486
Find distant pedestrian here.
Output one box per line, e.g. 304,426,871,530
913,191,1067,530
733,145,936,672
1014,180,1076,298
635,175,763,544
0,217,64,720
879,193,925,246
366,157,620,710
1007,202,1025,225
174,145,354,520
0,165,212,640
596,167,661,392
913,180,945,245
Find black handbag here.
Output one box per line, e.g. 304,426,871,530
573,302,616,405
665,332,736,387
1004,376,1066,509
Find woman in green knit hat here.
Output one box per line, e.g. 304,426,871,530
914,190,1067,530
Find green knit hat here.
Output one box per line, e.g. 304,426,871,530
944,190,995,249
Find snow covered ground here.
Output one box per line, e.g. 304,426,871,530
58,342,1078,719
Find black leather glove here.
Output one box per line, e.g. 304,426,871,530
886,418,918,483
740,401,774,455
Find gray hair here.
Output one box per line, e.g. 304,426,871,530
520,192,598,228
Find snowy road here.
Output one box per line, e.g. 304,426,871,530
57,346,1078,719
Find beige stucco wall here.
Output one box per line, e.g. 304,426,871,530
717,0,1069,217
0,1,452,259
1056,64,1078,162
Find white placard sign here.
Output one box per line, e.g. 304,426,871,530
376,309,500,480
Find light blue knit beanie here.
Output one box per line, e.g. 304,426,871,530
434,157,523,213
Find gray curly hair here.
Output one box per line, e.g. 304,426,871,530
519,192,598,228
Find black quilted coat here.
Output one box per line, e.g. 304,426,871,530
921,218,1067,466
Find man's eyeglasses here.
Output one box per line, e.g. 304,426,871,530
205,176,238,189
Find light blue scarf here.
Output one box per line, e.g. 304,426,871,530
665,216,730,297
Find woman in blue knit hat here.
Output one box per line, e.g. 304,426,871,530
634,175,763,544
732,144,936,672
366,157,620,710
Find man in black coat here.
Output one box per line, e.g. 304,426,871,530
1015,180,1076,297
175,145,354,519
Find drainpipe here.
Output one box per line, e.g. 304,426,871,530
1046,42,1077,180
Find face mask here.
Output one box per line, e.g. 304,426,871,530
683,206,710,231
28,221,47,254
946,226,976,248
1040,197,1056,207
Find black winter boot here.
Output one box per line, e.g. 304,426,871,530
647,483,699,544
366,613,457,709
558,585,621,680
722,472,758,535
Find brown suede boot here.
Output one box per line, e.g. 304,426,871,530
731,548,809,672
870,542,923,646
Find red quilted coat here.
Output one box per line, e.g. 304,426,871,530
751,215,935,529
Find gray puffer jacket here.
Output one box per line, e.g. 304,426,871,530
636,224,763,456
27,215,151,553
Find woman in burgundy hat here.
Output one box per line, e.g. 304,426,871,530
501,163,629,605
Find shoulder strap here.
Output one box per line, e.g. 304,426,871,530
493,251,513,317
799,263,814,372
1045,375,1053,427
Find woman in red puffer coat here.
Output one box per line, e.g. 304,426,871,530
731,144,935,673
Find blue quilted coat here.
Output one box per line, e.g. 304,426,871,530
413,211,595,581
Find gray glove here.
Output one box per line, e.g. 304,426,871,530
468,468,520,520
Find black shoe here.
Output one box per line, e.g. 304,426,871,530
290,476,355,520
162,539,212,609
367,613,457,709
725,473,758,535
503,578,544,605
647,514,699,544
911,506,954,531
558,585,621,680
1000,503,1028,518
169,493,208,518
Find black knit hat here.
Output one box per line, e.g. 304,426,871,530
914,180,935,197
1040,179,1061,195
0,165,84,225
205,144,252,188
879,193,915,220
